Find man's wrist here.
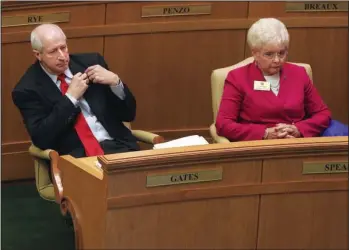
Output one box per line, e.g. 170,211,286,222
110,75,120,86
65,93,79,107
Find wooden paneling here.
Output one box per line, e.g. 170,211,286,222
104,30,246,131
2,151,34,181
248,2,348,17
288,28,348,124
1,3,106,32
2,42,34,144
106,197,259,249
106,1,249,23
257,154,348,249
2,1,348,181
2,17,346,44
258,191,348,249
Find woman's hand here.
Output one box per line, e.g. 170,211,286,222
276,123,302,138
263,124,301,140
264,126,288,139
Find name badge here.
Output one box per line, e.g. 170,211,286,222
254,81,270,91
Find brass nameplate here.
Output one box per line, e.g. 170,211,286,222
146,168,222,187
303,161,348,174
142,4,211,18
286,2,348,12
2,12,70,28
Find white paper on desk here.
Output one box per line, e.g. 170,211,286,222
153,135,209,149
95,161,102,168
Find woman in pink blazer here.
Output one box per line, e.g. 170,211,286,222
215,18,331,141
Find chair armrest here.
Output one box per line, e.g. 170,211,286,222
209,124,230,144
29,144,63,204
132,130,165,144
29,144,55,160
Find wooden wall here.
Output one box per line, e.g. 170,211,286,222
2,1,348,181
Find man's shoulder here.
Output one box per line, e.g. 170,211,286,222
14,62,40,92
70,52,103,64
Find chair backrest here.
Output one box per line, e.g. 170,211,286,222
210,57,313,122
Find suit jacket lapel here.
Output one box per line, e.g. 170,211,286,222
34,61,63,104
248,61,288,111
69,55,102,117
249,62,289,100
249,61,267,82
69,57,86,76
277,63,288,98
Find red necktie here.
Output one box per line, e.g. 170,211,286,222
58,74,104,156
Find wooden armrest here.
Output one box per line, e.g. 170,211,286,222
209,124,230,144
132,130,165,144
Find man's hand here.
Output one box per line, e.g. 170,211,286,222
276,123,302,138
66,72,89,100
85,65,120,86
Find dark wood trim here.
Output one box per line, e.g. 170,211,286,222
2,16,347,44
2,141,31,154
1,1,108,11
99,137,348,172
61,198,83,250
107,179,348,209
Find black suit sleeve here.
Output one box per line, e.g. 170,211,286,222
97,53,137,122
12,89,80,150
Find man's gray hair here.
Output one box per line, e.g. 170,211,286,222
30,23,66,52
247,18,290,49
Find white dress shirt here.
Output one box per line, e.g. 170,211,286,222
41,65,126,142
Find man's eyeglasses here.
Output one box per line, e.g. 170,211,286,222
262,50,288,60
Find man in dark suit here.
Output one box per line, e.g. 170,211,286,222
12,23,140,158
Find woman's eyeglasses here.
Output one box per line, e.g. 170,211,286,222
262,50,288,60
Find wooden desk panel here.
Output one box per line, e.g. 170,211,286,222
106,196,259,249
106,160,262,198
258,191,348,249
57,137,348,249
258,151,348,249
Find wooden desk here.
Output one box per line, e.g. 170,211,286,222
58,136,348,249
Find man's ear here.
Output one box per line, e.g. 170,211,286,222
33,49,41,61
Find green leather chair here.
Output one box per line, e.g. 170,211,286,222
29,123,164,202
209,57,313,143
